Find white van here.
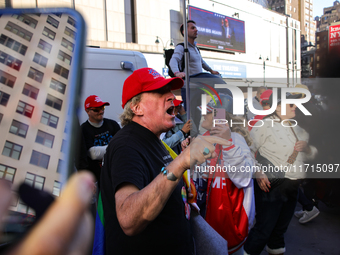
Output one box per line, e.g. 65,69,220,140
79,47,148,124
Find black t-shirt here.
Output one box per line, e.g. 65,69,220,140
79,118,120,182
100,121,194,255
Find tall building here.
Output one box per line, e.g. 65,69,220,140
248,0,269,8
0,12,77,214
268,0,316,46
318,1,340,31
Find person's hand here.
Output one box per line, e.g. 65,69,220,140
210,124,231,140
294,141,311,154
181,137,191,151
177,135,231,170
210,70,220,75
175,72,186,79
181,120,191,134
4,171,95,255
255,171,271,192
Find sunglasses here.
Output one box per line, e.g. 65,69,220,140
289,104,294,107
89,106,105,112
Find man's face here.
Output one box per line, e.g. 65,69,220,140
86,105,105,123
187,22,198,40
257,88,266,100
138,84,176,135
224,18,229,27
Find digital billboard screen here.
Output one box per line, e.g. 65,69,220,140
188,6,246,53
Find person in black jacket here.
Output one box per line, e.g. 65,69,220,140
79,95,120,187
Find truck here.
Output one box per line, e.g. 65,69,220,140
79,47,148,124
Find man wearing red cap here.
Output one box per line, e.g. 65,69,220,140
100,68,230,254
79,95,120,185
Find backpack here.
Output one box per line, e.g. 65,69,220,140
164,43,201,77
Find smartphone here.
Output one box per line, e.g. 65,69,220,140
0,7,86,248
213,108,226,125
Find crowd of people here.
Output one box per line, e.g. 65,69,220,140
0,19,323,255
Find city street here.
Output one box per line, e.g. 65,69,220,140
260,202,340,255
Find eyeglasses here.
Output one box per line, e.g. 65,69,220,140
289,104,294,107
89,106,105,112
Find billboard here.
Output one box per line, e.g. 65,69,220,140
188,5,246,53
329,23,340,53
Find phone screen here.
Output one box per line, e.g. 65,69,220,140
0,8,85,247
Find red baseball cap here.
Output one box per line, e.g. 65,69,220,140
84,95,110,110
173,99,183,107
260,89,273,105
121,68,184,108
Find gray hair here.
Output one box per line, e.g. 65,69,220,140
120,94,142,126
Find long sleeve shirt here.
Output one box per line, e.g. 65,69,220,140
169,42,212,76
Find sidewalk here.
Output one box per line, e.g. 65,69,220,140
260,202,340,255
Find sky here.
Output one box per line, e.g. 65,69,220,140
313,0,337,17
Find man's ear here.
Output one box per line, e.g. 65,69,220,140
131,102,143,116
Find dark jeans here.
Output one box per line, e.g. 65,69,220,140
244,179,299,255
298,186,314,211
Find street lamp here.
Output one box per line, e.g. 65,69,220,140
155,36,174,51
155,36,174,76
259,55,269,87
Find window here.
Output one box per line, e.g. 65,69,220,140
0,113,3,123
290,6,292,11
22,83,39,99
42,26,56,40
12,14,38,28
2,141,22,160
41,111,58,128
61,139,67,153
67,16,76,28
64,27,75,39
0,51,22,71
317,44,320,49
30,151,50,169
33,52,48,67
0,34,28,55
61,37,74,52
35,130,54,148
5,22,33,41
16,100,34,118
52,181,61,196
0,90,10,106
46,94,62,110
9,120,28,138
0,164,16,183
54,64,69,79
294,7,296,12
28,67,44,83
50,78,66,94
38,39,52,53
57,159,64,173
0,70,16,88
46,15,59,28
57,50,72,65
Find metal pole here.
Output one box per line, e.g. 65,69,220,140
263,60,266,88
182,0,190,120
286,16,290,87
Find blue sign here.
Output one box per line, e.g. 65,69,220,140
204,59,247,78
162,67,169,77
